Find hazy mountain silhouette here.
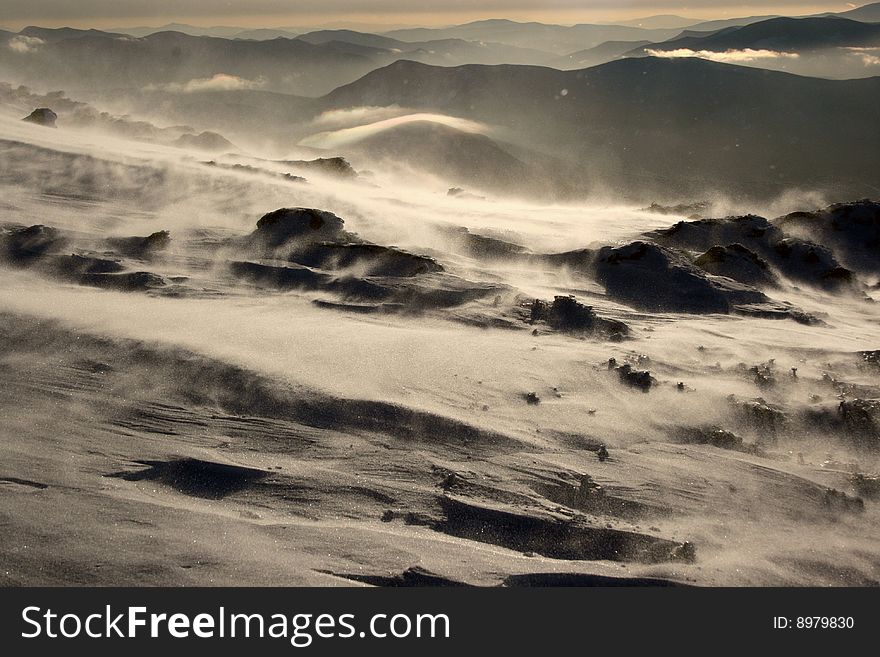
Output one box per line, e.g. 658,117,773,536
384,20,683,55
16,26,127,42
297,29,556,65
604,15,700,29
684,15,783,33
0,27,554,96
348,121,535,191
640,17,880,53
834,1,880,22
0,30,381,96
322,57,880,200
550,40,652,69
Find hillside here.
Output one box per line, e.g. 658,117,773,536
322,57,880,200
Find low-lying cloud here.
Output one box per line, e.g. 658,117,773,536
8,35,45,53
646,48,800,63
151,73,266,93
844,46,880,67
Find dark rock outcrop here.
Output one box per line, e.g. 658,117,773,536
291,242,442,278
677,426,745,451
40,254,125,280
530,295,629,339
22,107,57,128
694,244,776,287
616,364,655,392
106,230,170,260
441,226,529,260
838,399,880,449
776,200,880,274
173,131,235,152
0,224,67,263
595,241,767,314
648,213,858,291
242,208,443,278
79,271,166,292
278,157,357,179
770,237,855,291
247,208,349,249
231,208,503,311
649,214,780,252
728,395,788,438
229,261,389,300
642,201,710,218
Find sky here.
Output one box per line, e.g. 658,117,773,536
0,1,864,30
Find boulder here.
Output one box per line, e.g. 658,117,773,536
22,107,57,128
694,244,776,287
250,208,348,248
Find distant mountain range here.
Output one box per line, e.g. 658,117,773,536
0,26,559,96
635,17,880,53
621,16,880,79
89,3,879,43
383,20,682,55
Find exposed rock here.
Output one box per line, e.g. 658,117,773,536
642,201,710,218
441,225,528,260
677,426,744,451
838,399,880,448
860,351,880,372
447,187,485,200
851,473,880,499
203,161,307,183
437,496,694,563
277,157,357,179
249,208,349,248
595,241,819,322
173,131,235,152
539,247,594,271
728,395,788,438
776,200,880,274
615,363,655,392
694,244,776,287
229,261,389,300
0,224,67,263
823,488,864,514
290,242,442,277
530,295,629,339
771,237,855,291
648,214,780,252
22,107,57,128
39,254,125,280
746,360,776,390
730,302,821,325
595,241,767,314
106,230,170,259
649,213,859,291
79,271,166,292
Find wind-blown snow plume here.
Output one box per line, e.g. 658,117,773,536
299,113,489,149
